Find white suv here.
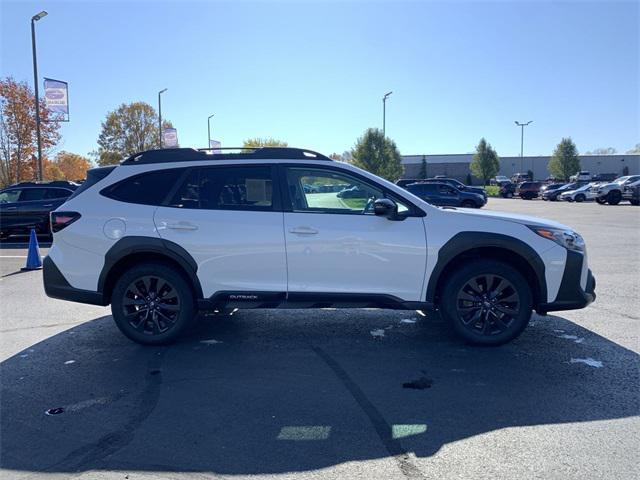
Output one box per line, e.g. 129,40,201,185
43,147,595,346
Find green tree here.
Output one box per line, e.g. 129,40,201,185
419,155,427,179
626,143,640,154
96,102,172,166
548,137,580,181
470,138,499,185
242,138,288,148
350,128,403,181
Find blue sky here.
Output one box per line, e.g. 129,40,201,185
1,0,638,161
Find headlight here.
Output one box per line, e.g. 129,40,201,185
529,226,585,252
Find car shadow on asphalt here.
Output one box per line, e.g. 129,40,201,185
1,310,638,476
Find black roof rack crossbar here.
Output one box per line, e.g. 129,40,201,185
121,147,332,165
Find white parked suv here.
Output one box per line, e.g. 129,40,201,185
44,147,596,346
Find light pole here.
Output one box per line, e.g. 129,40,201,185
515,120,533,173
207,114,214,148
382,91,392,138
158,88,167,147
31,10,48,181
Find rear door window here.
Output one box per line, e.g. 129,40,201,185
169,165,274,211
19,188,48,201
102,168,184,205
44,188,73,199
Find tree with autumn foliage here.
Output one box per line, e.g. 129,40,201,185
0,77,60,187
49,151,91,181
96,102,173,166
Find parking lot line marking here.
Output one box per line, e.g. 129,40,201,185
277,426,331,440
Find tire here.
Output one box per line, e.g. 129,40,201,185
607,190,622,205
440,259,533,346
596,197,606,205
505,192,513,198
461,200,476,208
575,194,586,203
111,262,196,345
631,199,640,206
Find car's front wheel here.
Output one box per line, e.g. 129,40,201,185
607,190,622,205
440,260,533,346
575,194,586,202
111,262,196,345
461,200,476,208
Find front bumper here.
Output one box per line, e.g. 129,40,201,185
43,256,108,306
536,251,596,314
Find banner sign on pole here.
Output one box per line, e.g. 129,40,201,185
43,78,69,121
163,128,179,148
209,140,221,153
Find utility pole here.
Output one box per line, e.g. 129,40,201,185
515,120,533,173
158,88,167,147
31,11,48,181
382,91,392,138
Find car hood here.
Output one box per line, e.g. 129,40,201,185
442,206,570,229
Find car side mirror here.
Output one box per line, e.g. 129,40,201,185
374,198,398,219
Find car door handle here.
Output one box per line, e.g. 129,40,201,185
167,222,199,231
289,226,319,235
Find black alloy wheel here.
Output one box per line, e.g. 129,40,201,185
111,262,195,345
455,274,520,338
441,260,533,345
122,275,181,335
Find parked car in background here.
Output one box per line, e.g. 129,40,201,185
560,183,597,202
591,173,618,182
540,183,567,201
490,175,511,186
570,171,592,182
511,173,531,183
622,180,640,206
417,178,487,200
396,178,425,188
0,181,78,240
594,175,640,205
541,182,585,201
515,181,543,200
405,182,486,208
499,182,516,198
337,185,368,198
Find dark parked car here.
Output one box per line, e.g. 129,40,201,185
515,181,543,200
413,178,487,200
499,182,516,198
0,181,78,239
405,182,486,208
591,173,618,182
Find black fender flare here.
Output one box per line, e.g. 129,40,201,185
98,236,204,299
425,232,547,305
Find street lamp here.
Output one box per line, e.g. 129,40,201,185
31,10,48,181
158,88,167,147
515,120,533,173
382,91,392,138
207,114,214,148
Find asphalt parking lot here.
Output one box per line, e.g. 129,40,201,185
1,198,638,480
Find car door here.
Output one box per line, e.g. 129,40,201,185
154,164,288,298
281,165,427,301
19,188,73,232
0,189,22,233
438,184,459,206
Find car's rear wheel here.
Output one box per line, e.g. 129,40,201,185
575,194,586,202
440,260,533,346
111,262,196,345
607,190,622,205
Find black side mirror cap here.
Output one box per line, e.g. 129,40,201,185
374,198,398,219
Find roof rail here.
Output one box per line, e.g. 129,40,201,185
121,147,332,165
10,180,80,187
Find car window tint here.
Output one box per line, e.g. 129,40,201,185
285,167,409,215
45,188,72,199
0,190,21,203
169,166,273,210
20,188,48,201
103,169,183,205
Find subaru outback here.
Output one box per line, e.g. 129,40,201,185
43,147,595,346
